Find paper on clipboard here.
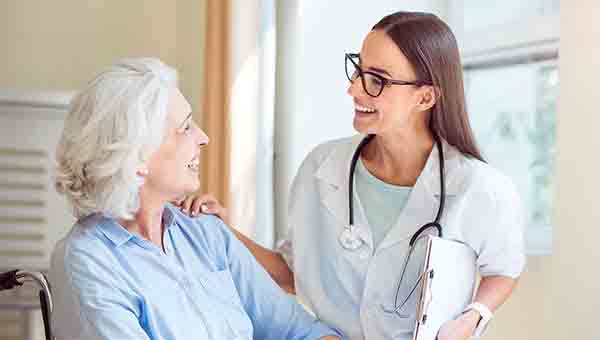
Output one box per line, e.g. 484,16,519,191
412,235,478,340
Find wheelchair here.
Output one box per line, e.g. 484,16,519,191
0,269,53,340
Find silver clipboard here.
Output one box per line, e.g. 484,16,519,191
411,235,478,340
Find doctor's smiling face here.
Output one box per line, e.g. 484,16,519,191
346,29,437,137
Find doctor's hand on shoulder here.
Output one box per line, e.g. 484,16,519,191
173,193,229,224
436,310,480,340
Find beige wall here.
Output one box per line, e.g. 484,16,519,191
0,0,205,114
485,257,553,339
555,1,600,338
175,0,206,118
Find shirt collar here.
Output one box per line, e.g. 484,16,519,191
97,204,177,247
97,217,133,247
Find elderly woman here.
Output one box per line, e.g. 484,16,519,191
49,58,343,340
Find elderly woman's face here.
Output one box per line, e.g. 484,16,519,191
145,88,208,200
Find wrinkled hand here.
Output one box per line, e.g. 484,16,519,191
173,193,229,224
436,310,479,340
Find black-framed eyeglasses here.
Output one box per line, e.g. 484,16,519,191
345,53,431,97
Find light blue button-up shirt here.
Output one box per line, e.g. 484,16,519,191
49,203,342,340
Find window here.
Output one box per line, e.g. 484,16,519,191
452,0,559,255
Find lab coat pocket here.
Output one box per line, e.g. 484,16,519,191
333,243,371,297
377,304,418,338
375,261,424,337
198,270,254,338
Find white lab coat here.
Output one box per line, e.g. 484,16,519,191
277,135,525,340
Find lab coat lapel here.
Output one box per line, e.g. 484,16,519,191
314,135,373,249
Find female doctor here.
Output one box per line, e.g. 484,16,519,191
180,11,525,340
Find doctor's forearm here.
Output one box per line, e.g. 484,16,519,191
229,227,296,294
439,276,518,339
473,275,518,312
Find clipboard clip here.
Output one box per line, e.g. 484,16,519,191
417,269,435,325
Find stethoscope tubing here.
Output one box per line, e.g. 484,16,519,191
344,133,446,249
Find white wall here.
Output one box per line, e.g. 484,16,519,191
228,0,277,247
274,0,448,241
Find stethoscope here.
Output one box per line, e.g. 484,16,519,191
339,133,446,251
339,133,447,317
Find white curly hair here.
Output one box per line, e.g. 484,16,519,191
55,58,178,220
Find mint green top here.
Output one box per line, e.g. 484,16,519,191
355,158,413,248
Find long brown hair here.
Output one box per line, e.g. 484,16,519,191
373,11,484,161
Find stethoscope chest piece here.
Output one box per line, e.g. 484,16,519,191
338,225,363,250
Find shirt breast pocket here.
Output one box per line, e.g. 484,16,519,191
197,269,254,339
